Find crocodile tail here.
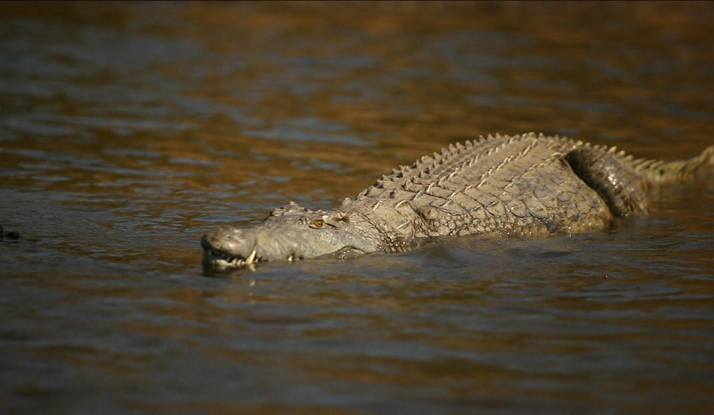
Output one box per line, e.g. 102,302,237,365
623,145,714,187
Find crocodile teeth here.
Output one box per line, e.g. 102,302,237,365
246,250,257,264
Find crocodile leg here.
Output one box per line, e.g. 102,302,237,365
565,147,650,216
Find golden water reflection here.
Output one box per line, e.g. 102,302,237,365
1,2,713,413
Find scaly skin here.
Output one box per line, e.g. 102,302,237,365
201,132,714,268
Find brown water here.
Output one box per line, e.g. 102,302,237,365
1,2,714,414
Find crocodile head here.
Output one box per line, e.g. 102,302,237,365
201,202,380,269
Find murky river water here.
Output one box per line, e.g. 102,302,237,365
1,2,714,413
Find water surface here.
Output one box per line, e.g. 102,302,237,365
1,3,714,414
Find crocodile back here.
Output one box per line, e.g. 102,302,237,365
352,133,612,238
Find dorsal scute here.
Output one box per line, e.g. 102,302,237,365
355,133,592,202
270,201,310,217
357,133,712,203
369,133,538,199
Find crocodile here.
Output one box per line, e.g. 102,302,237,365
201,132,714,269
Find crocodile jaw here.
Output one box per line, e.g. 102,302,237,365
201,226,263,268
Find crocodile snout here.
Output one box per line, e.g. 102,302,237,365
201,226,255,257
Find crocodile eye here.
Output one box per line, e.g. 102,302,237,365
309,218,324,228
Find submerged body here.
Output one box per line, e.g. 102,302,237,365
202,133,714,268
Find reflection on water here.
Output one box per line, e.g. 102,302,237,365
1,2,714,413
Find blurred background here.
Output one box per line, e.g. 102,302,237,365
1,2,713,414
